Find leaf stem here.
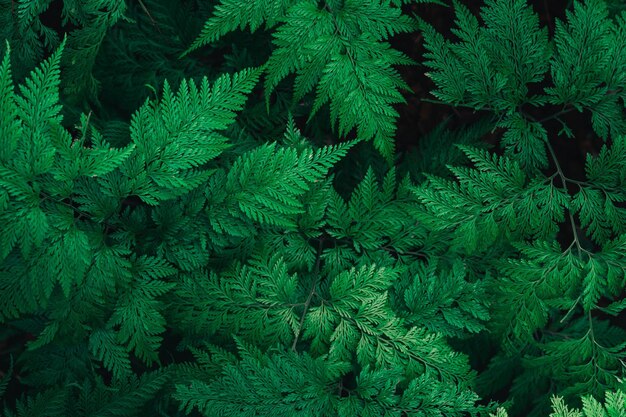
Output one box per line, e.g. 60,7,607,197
292,238,323,351
545,139,583,255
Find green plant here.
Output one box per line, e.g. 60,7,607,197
0,0,625,417
418,0,626,414
491,389,626,417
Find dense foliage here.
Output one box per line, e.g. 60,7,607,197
1,0,626,416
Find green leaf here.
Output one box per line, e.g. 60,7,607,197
174,254,300,347
481,0,551,105
549,396,583,417
223,140,354,228
499,112,549,172
174,345,342,417
109,273,174,365
185,0,297,53
0,43,21,162
15,38,65,135
88,328,132,381
126,67,262,203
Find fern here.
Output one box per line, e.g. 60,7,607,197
3,0,626,416
108,259,176,365
61,0,128,103
572,136,626,245
395,259,490,337
124,67,262,204
174,338,341,417
174,337,481,417
173,253,301,347
413,146,569,254
223,140,355,228
88,327,132,381
326,167,416,254
188,0,424,160
418,0,626,413
492,389,626,417
546,0,626,139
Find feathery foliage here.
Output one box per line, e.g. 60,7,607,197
187,0,425,160
2,0,626,416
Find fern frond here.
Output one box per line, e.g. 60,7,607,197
546,0,626,139
572,136,626,245
326,167,417,253
267,0,412,160
88,328,132,381
499,113,549,172
78,369,171,417
190,0,413,160
304,265,473,382
15,37,64,142
398,259,490,337
61,0,127,102
414,147,569,253
174,342,341,417
3,387,67,417
124,67,262,204
481,0,550,103
421,0,550,111
0,44,20,163
185,0,296,53
492,240,583,343
174,253,301,347
216,139,354,228
108,258,176,365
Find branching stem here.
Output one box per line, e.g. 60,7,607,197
545,137,583,255
292,238,323,351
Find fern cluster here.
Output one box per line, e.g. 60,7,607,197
1,0,626,417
